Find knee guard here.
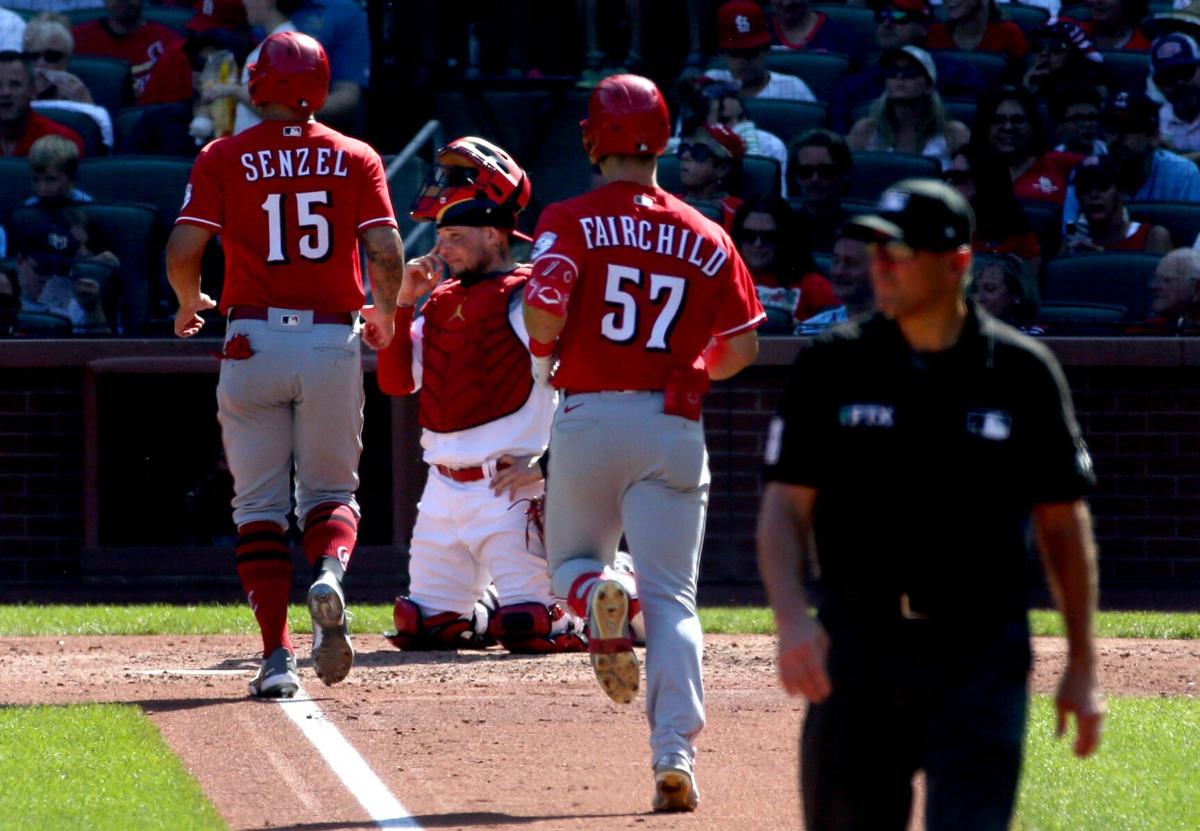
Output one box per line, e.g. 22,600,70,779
384,594,496,650
487,602,587,654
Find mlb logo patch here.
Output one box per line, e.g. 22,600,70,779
282,126,302,137
967,409,1012,441
279,314,300,326
633,193,654,207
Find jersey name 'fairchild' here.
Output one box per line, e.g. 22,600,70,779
577,215,728,277
240,147,352,182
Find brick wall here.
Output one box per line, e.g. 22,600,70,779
2,340,1198,592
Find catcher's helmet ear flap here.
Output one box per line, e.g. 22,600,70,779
580,74,671,165
409,136,532,227
247,31,331,115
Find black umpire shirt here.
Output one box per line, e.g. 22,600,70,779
763,303,1096,621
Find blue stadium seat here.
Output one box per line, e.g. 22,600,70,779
68,56,132,115
1042,252,1161,321
846,152,940,201
743,99,829,144
928,50,1009,90
1127,200,1200,249
35,105,105,157
762,51,850,102
658,154,782,202
0,159,33,223
811,5,877,46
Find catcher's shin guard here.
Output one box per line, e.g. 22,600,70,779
385,594,497,650
487,602,587,654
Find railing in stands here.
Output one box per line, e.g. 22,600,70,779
386,119,443,255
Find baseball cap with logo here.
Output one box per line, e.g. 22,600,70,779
844,178,974,252
879,45,937,84
16,219,80,274
1072,154,1120,192
695,122,746,160
1152,32,1200,74
717,0,772,51
1104,89,1160,133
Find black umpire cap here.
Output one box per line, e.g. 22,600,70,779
844,178,975,252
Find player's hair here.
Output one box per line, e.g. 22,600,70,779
29,134,80,179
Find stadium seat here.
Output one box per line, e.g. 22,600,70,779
684,199,726,225
68,56,132,115
996,3,1050,31
142,5,195,34
76,156,192,231
1036,301,1127,329
763,51,849,102
943,98,977,128
846,151,940,201
0,159,33,223
36,105,105,157
70,258,120,330
813,251,833,277
743,99,828,143
113,102,196,156
1099,51,1150,94
658,154,782,202
1042,252,1161,321
1020,200,1063,259
64,8,106,27
812,5,877,46
1127,201,1200,249
929,50,1009,90
15,310,72,336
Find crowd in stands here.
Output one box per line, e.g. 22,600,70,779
3,0,1200,337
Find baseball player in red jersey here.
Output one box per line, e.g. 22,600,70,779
522,74,765,812
165,31,405,698
374,136,585,654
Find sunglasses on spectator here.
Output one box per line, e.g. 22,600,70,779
27,50,68,63
884,63,925,80
992,114,1029,126
1155,64,1199,87
738,229,778,244
867,239,917,263
875,8,924,24
793,162,840,180
677,142,718,163
942,169,973,185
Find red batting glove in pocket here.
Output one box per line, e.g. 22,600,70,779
218,333,255,360
663,363,710,421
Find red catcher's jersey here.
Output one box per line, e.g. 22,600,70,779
526,181,764,391
176,120,397,314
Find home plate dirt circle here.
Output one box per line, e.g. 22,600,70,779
2,634,1196,830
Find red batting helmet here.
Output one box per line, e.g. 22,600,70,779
580,74,671,164
248,31,330,115
410,136,532,237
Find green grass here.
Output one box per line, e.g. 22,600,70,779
0,605,1197,638
1015,695,1200,831
0,704,225,831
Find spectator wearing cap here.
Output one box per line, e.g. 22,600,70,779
1080,0,1152,51
0,52,85,158
925,0,1030,65
0,7,24,53
703,82,790,195
13,216,109,334
289,0,370,133
847,46,970,169
73,0,194,106
1151,33,1200,156
705,1,817,102
830,0,986,134
973,85,1081,206
945,144,1042,273
1063,90,1200,228
1050,83,1108,156
731,196,838,333
23,15,93,104
1062,154,1172,253
1146,247,1200,331
1023,21,1107,97
766,0,865,68
676,122,747,231
787,128,853,252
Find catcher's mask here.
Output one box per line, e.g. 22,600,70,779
410,136,532,240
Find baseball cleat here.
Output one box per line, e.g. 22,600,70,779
248,647,299,699
652,754,699,812
587,579,639,704
307,571,354,686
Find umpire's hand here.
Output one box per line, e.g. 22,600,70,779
776,615,832,703
1056,664,1104,757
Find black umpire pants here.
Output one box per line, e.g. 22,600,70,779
800,614,1032,831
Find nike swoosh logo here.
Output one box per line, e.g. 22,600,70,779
564,403,585,413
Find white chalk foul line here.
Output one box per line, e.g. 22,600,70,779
277,688,422,830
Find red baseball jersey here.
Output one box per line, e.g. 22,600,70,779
525,180,765,391
72,20,193,105
1,113,84,158
176,119,397,314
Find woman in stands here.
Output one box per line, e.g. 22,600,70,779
731,197,838,334
845,46,970,169
945,145,1042,274
971,254,1044,332
1061,155,1172,253
973,85,1081,207
676,122,746,231
925,0,1030,65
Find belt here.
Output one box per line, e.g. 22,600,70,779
563,389,648,397
228,306,356,325
434,460,510,483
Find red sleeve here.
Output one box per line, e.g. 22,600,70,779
524,203,584,317
376,306,416,395
34,115,85,156
356,148,398,232
793,272,839,321
925,24,954,49
175,141,224,231
139,41,194,105
1016,231,1041,260
711,241,766,338
1005,23,1030,60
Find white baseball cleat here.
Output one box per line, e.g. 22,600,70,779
307,571,354,686
653,753,699,812
587,579,639,704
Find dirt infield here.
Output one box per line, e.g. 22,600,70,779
3,634,1197,830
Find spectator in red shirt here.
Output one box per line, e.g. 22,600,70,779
676,123,746,232
73,0,194,105
945,145,1042,273
1079,0,1152,51
1061,154,1172,253
732,196,838,332
973,85,1081,206
0,53,84,158
767,0,866,68
926,0,1029,65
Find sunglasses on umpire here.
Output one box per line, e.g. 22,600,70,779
677,142,720,163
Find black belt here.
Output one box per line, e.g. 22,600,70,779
228,306,355,325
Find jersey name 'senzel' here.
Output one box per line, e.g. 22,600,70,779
525,182,764,392
420,270,534,433
176,120,397,314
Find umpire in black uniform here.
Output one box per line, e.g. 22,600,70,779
756,180,1104,831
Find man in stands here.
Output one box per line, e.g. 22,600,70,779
73,0,194,106
0,52,84,158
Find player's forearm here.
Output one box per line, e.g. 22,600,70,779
524,305,566,346
704,330,759,380
364,227,405,317
1034,500,1099,669
166,226,210,304
756,484,816,628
